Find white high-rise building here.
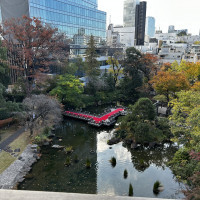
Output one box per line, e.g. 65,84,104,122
123,0,139,27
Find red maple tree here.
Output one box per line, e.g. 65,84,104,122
0,16,70,95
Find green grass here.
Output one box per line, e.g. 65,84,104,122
0,131,29,174
0,151,15,174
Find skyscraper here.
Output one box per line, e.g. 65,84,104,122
135,1,147,45
0,0,106,41
145,16,155,38
123,0,139,27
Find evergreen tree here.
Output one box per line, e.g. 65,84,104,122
0,39,10,86
84,35,100,81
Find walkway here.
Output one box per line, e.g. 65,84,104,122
64,108,126,127
0,127,25,151
0,190,175,200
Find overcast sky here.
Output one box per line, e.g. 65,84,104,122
98,0,200,35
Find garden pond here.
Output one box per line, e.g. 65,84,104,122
18,108,185,199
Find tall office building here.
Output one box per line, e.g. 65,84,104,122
145,16,155,38
0,0,106,41
123,0,139,27
168,25,175,33
135,1,147,45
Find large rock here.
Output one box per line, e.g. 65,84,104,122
52,145,64,149
14,148,20,153
149,142,158,148
131,143,138,149
107,138,120,145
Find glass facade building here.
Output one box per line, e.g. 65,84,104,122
0,0,106,41
123,0,139,27
145,16,155,38
29,0,106,40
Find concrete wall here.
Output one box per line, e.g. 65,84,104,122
0,0,29,22
0,190,175,200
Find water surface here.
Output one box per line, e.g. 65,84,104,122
19,117,185,199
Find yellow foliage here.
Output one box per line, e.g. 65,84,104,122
175,60,200,83
192,81,200,91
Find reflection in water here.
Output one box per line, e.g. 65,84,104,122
19,119,185,199
97,131,185,199
128,143,178,172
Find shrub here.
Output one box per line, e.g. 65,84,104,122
184,172,200,200
168,148,199,181
43,127,51,136
129,183,133,196
86,158,91,169
33,134,49,146
124,169,128,179
153,181,161,194
64,146,73,154
65,157,71,166
109,157,116,167
0,108,11,120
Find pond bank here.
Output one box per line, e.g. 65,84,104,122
0,144,40,189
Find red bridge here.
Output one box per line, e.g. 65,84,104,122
64,108,126,127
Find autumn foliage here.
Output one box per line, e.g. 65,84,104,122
0,16,69,95
176,61,200,83
191,81,200,91
150,71,190,102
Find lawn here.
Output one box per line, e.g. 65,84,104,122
0,131,30,174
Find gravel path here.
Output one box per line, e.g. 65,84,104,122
0,127,25,151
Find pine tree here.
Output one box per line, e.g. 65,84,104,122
84,35,100,81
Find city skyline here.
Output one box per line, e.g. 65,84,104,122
98,0,200,35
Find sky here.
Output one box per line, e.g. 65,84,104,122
98,0,200,35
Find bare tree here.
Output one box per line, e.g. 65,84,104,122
22,94,63,136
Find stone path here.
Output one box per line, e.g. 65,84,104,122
0,145,38,189
0,127,25,151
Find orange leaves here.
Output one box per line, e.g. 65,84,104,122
161,62,172,72
192,81,200,91
150,71,190,101
143,53,158,64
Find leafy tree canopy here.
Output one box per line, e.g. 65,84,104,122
118,98,170,144
150,71,190,102
50,74,84,108
0,83,21,120
169,90,200,150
